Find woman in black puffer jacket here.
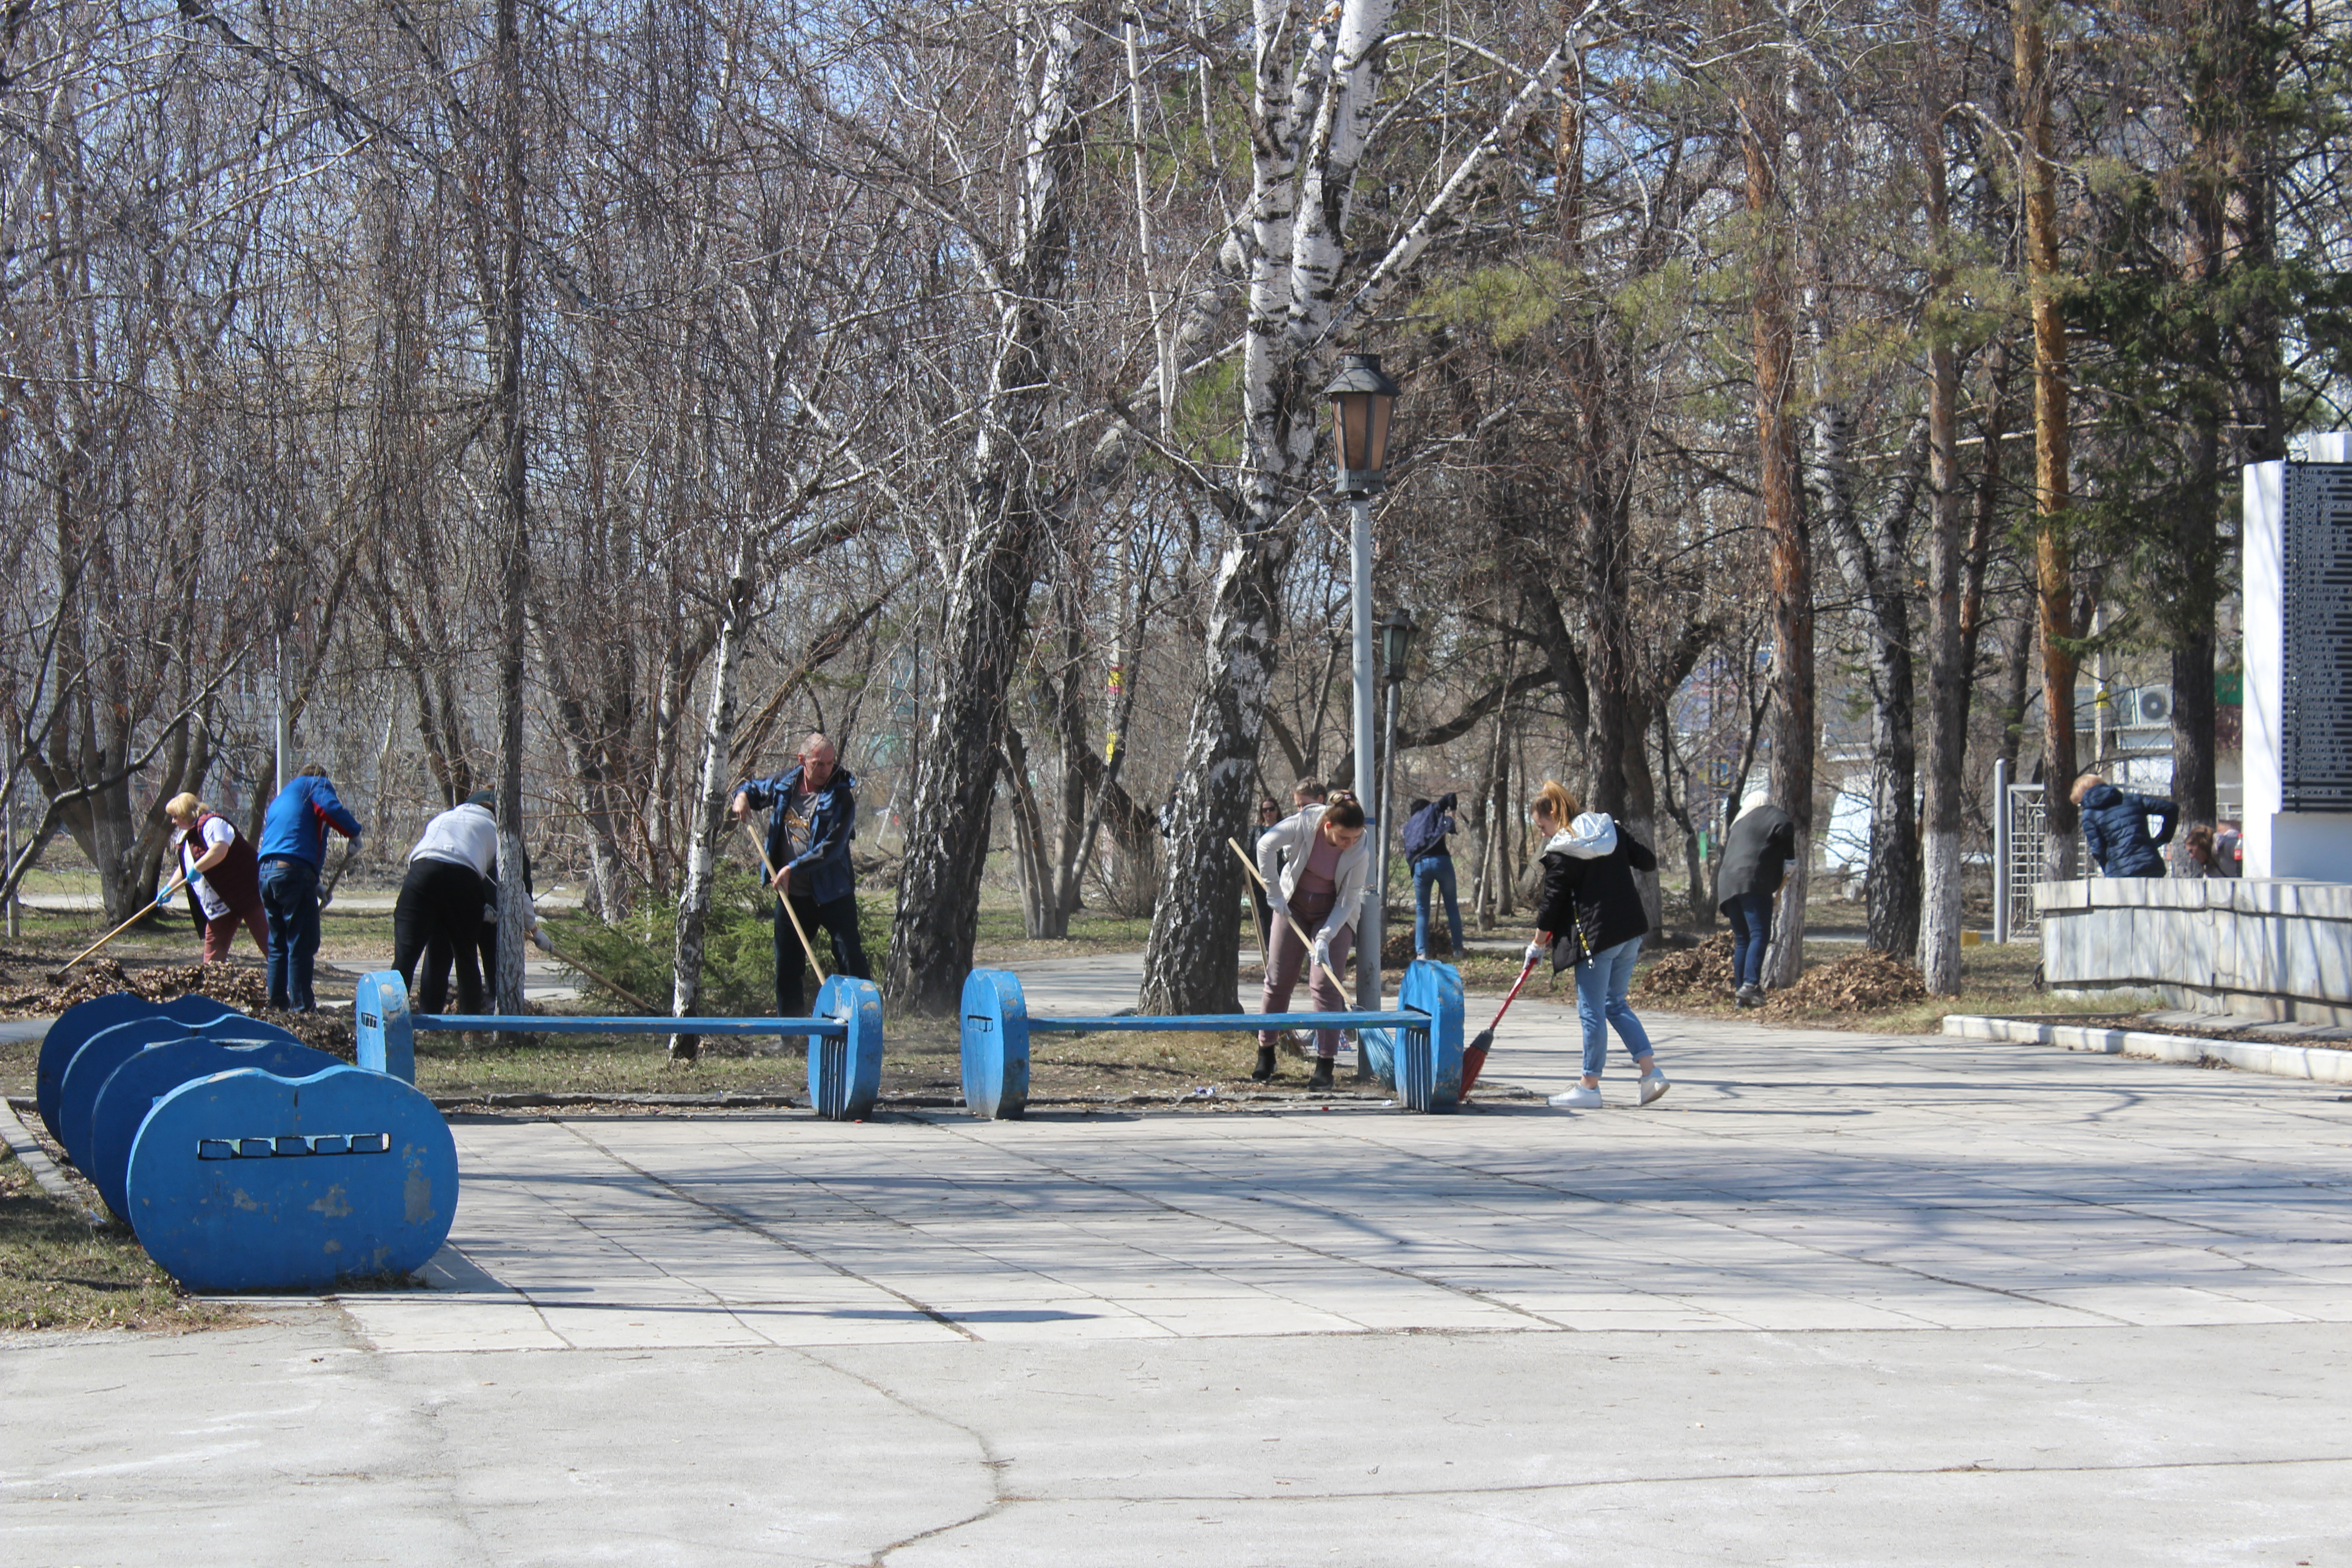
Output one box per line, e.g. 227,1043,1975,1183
1529,781,1669,1110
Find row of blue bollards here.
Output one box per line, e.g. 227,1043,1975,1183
28,960,1461,1291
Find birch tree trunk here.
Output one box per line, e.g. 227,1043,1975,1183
1139,0,1584,1009
669,558,755,1062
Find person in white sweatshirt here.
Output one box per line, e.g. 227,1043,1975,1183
392,792,500,1015
1253,790,1371,1091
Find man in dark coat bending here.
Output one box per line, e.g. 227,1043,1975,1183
2072,774,2178,878
732,733,870,1016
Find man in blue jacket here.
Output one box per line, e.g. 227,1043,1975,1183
2072,773,2178,878
257,764,365,1010
730,733,869,1017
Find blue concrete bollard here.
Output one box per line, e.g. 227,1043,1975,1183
124,1063,460,1293
1393,960,1465,1112
810,974,884,1120
54,1012,304,1171
37,993,240,1139
960,969,1031,1120
354,970,414,1083
87,1036,343,1221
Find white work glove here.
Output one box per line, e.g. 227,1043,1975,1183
1524,939,1547,966
1313,933,1332,973
1267,890,1288,921
530,924,554,954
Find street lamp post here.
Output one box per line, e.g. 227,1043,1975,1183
1361,605,1417,1078
1322,352,1401,1027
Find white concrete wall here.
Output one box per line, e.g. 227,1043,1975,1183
2038,876,2352,1024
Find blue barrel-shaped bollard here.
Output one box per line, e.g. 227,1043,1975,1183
960,969,1031,1119
354,970,415,1083
86,1036,343,1221
1393,960,1465,1112
55,1012,304,1171
125,1064,460,1293
809,974,884,1120
37,993,239,1139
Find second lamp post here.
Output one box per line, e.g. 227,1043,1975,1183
1323,352,1401,1022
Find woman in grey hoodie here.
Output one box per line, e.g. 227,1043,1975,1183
1529,781,1669,1110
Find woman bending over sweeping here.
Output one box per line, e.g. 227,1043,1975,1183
1529,781,1670,1110
1253,789,1370,1091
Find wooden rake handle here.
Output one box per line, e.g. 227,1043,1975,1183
55,876,188,975
1227,838,1339,994
743,820,828,982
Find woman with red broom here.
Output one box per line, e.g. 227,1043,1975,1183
1528,781,1670,1111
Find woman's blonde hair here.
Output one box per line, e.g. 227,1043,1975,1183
1531,781,1578,828
165,792,206,823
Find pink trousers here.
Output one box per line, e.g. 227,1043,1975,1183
1259,897,1355,1058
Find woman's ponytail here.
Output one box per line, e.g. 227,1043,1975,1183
1321,790,1367,829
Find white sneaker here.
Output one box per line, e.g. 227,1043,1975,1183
1548,1085,1603,1109
1638,1069,1671,1106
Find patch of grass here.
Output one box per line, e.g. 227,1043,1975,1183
413,1035,810,1099
970,906,1154,962
0,1148,243,1333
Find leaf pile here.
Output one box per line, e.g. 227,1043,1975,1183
1636,932,1735,998
0,958,352,1056
1760,949,1927,1016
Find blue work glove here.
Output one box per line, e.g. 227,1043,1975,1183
155,886,177,909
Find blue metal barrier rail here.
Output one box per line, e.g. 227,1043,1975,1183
410,1014,847,1038
1025,1011,1416,1034
959,965,1464,1119
358,970,885,1120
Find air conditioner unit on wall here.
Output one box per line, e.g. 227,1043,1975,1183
2124,685,2175,728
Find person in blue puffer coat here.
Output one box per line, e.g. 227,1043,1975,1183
2072,774,2178,878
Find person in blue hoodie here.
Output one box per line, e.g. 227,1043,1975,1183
730,733,869,1016
256,764,364,1011
2071,773,2178,878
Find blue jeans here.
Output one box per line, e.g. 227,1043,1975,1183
1412,855,1463,958
1574,935,1654,1079
1724,892,1773,989
259,858,322,1010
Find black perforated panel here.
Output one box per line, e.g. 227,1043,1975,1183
2282,462,2352,810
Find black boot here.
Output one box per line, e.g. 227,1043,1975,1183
1306,1057,1335,1092
1251,1046,1277,1082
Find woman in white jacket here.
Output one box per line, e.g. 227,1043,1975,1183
1253,790,1371,1089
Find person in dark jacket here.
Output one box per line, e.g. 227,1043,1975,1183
1716,790,1798,1007
1402,792,1464,961
731,733,869,1017
2072,774,2177,878
257,765,364,1011
1528,781,1669,1110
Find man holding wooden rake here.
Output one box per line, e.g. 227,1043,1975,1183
731,733,870,1018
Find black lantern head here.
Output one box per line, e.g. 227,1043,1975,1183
1323,353,1402,497
1377,605,1417,681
